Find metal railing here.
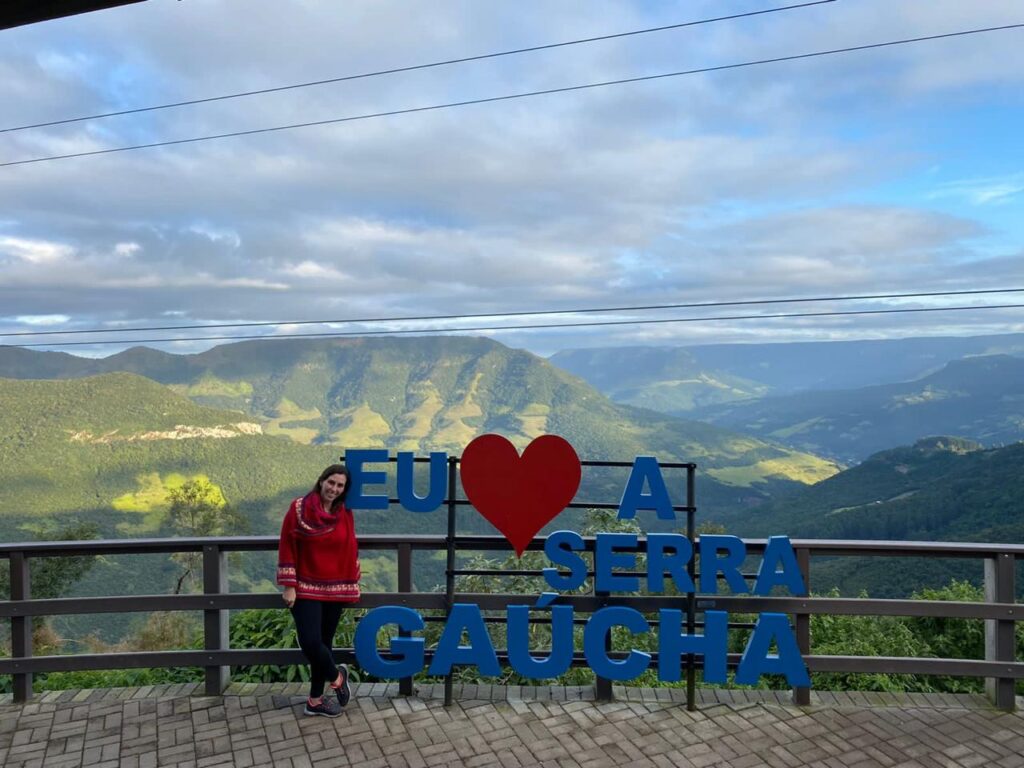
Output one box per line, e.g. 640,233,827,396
1,535,1022,708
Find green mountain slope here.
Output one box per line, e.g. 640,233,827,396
0,371,257,439
692,355,1024,462
732,436,1020,540
719,437,1024,597
0,373,335,531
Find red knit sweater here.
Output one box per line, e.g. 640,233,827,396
276,494,361,602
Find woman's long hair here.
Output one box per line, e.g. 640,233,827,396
313,464,351,512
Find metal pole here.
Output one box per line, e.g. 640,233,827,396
398,542,413,696
686,465,697,712
793,547,811,706
594,576,613,701
444,456,457,706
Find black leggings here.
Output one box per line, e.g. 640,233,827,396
290,599,344,698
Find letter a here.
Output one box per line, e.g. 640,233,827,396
428,604,501,677
734,613,810,687
753,536,807,596
618,456,674,520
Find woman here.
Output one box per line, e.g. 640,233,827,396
277,464,360,717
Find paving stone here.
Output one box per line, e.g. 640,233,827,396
1,685,1022,767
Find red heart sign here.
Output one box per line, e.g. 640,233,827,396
460,434,582,556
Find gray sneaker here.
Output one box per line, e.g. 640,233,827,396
332,664,352,708
304,697,341,718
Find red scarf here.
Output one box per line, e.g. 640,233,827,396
296,490,341,536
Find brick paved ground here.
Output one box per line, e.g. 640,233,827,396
1,684,1022,768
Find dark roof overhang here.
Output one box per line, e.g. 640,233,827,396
1,1,147,31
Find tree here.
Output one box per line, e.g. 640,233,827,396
165,479,247,594
0,521,99,603
905,580,1024,694
0,521,99,656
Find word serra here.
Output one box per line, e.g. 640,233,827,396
346,434,811,687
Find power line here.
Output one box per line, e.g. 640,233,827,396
4,22,1021,169
0,1,835,134
8,302,1023,349
2,287,1023,338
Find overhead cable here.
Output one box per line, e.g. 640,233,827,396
2,287,1023,338
0,1,835,134
8,302,1024,349
3,23,1022,168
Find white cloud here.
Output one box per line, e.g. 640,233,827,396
216,276,289,290
12,313,71,325
114,241,141,256
0,236,73,265
930,175,1024,206
282,260,352,281
188,225,241,248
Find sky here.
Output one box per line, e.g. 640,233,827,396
1,0,1022,357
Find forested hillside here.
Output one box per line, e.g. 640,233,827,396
0,373,336,536
716,437,1024,597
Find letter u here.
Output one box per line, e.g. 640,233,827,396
507,605,574,678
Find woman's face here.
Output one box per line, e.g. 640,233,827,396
320,473,347,505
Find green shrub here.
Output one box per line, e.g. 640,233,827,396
228,608,362,685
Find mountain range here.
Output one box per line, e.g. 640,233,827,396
551,332,1024,414
693,354,1024,462
552,335,1024,463
0,337,839,539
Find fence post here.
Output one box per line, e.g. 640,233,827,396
793,546,811,706
398,542,414,696
203,544,230,695
984,552,1016,711
10,552,32,703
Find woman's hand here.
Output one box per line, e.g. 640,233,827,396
282,586,296,608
